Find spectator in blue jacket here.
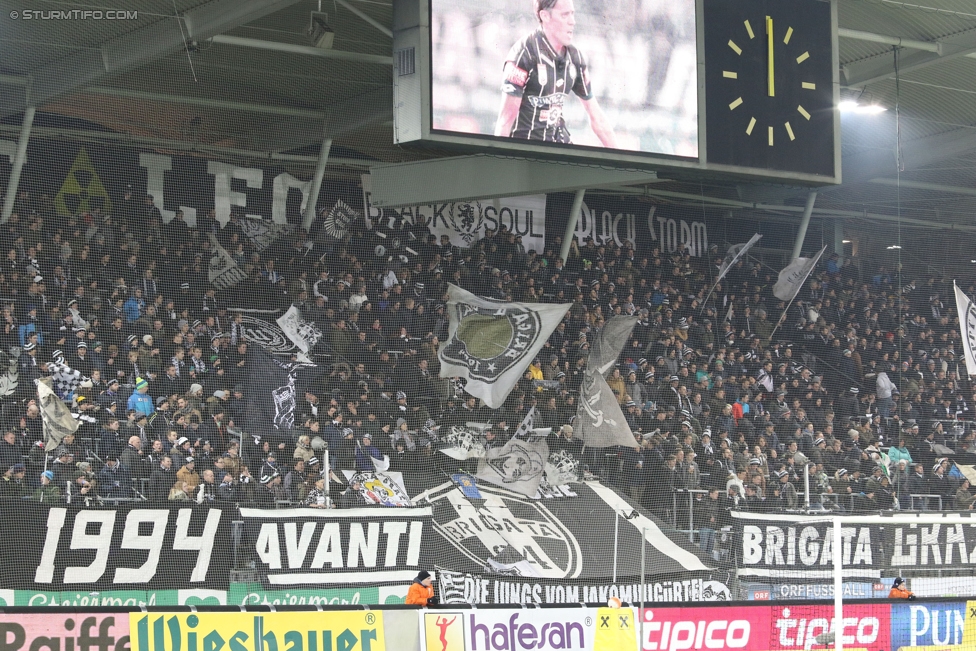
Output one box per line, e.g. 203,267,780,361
127,377,155,417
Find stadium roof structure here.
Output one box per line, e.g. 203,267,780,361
2,0,976,230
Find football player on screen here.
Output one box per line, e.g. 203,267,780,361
494,0,618,148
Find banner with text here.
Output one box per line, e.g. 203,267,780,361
1,503,233,592
129,612,386,651
640,603,892,651
362,174,547,253
422,607,639,651
732,512,976,582
240,507,434,587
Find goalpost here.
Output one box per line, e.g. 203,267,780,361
795,512,976,651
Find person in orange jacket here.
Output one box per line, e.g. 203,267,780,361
405,570,437,606
889,577,915,600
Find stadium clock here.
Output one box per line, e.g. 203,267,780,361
703,0,838,179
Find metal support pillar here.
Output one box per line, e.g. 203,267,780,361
302,137,333,232
560,189,585,264
1,106,35,223
833,218,845,257
791,190,818,261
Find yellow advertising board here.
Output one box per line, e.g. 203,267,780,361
593,607,637,651
129,611,385,651
424,612,464,651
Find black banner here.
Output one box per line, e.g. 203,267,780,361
244,346,323,435
2,503,233,591
239,507,436,587
732,512,976,582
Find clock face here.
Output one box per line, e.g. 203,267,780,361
704,0,836,178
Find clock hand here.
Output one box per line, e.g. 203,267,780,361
767,16,775,97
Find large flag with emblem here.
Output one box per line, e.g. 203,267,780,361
475,407,549,497
245,346,322,436
955,281,976,376
36,376,79,450
438,284,571,408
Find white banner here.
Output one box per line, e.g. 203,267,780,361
362,174,546,253
341,470,412,507
954,281,976,376
421,607,639,651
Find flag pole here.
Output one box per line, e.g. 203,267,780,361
769,293,801,341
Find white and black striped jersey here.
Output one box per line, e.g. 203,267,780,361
501,30,593,143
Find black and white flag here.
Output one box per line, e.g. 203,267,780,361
245,346,322,435
321,199,360,239
588,316,638,378
954,281,976,376
36,376,79,450
717,234,762,285
49,360,83,398
239,216,294,253
207,234,247,290
276,306,323,354
438,284,571,408
476,408,549,497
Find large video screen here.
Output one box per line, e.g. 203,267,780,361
430,0,699,158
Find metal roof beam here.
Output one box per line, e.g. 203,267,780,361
841,126,976,185
1,0,304,117
82,86,325,120
210,35,393,65
0,123,370,168
334,0,392,39
843,28,976,87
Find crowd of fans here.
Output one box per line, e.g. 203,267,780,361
0,185,975,536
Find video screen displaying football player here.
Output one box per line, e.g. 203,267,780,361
493,0,617,147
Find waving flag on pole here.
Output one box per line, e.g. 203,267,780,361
773,246,827,302
575,317,640,449
954,281,976,376
718,234,762,284
438,284,571,408
703,234,762,306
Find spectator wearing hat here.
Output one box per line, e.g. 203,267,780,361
32,470,61,504
256,469,285,507
888,578,915,600
176,455,200,493
128,377,154,417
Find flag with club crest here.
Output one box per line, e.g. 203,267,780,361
438,284,571,408
476,407,549,497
